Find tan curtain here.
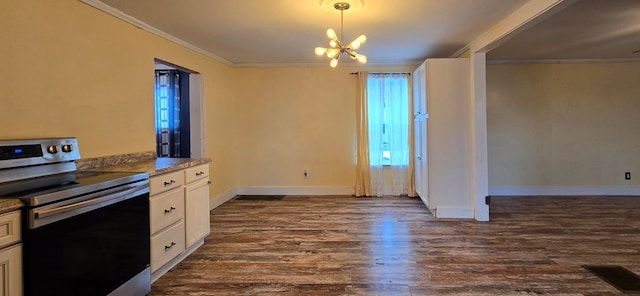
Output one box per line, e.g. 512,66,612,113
407,75,417,197
354,71,371,197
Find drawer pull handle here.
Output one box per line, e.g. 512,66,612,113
163,180,176,186
164,206,176,214
195,171,205,176
164,242,176,250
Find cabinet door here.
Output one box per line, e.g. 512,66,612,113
412,62,427,117
185,179,210,247
414,117,423,195
0,244,22,296
413,61,429,208
414,117,429,208
419,118,429,206
0,212,20,249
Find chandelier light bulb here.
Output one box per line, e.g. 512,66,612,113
329,58,339,68
355,54,367,64
314,47,327,56
348,34,367,49
329,39,338,48
326,28,337,40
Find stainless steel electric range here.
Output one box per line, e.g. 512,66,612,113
0,138,151,296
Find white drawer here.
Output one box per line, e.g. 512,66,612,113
0,211,20,249
185,164,209,184
150,170,185,196
149,188,184,235
150,221,185,272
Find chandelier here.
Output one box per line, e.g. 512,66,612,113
314,2,367,68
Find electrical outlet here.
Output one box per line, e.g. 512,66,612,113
625,172,631,180
304,170,309,178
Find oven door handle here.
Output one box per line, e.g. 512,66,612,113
32,182,148,228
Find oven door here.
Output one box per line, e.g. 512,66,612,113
22,184,150,296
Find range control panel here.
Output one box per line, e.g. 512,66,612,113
0,138,80,169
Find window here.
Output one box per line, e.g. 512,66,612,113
155,69,191,158
367,73,410,166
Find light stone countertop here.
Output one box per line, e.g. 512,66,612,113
76,151,211,176
0,199,23,215
0,153,211,213
83,157,211,176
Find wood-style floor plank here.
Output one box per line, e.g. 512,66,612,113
150,195,640,295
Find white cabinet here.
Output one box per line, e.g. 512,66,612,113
413,58,472,218
149,172,185,273
150,188,184,234
184,164,210,247
149,163,210,282
150,221,185,271
0,211,22,296
149,170,184,196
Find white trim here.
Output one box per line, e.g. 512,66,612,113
469,0,578,53
470,53,489,222
489,186,640,196
210,188,238,210
451,45,471,59
487,58,640,65
188,74,205,158
79,0,233,66
237,186,354,196
234,60,423,68
433,207,475,219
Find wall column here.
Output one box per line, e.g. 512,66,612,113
470,53,489,221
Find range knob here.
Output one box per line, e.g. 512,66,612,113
47,145,58,154
62,144,73,153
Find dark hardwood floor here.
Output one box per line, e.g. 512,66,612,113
150,195,640,295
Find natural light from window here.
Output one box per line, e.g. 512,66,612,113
367,74,410,167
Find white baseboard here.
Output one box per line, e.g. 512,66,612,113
210,187,238,210
237,186,354,196
489,186,640,196
433,207,474,219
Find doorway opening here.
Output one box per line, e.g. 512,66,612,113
154,59,204,158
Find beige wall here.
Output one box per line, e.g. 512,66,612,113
1,0,237,199
487,63,640,190
232,65,415,191
1,0,416,198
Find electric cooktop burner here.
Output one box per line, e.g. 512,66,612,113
0,170,148,207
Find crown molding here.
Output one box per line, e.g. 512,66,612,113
233,60,422,68
487,58,640,65
79,0,233,66
451,45,471,58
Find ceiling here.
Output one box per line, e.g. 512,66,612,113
86,0,640,66
488,0,640,62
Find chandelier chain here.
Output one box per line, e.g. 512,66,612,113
340,9,344,49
